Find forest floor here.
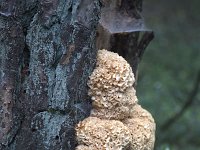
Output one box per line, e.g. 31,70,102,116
137,0,200,149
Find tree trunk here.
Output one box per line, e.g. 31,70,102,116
0,0,153,150
96,0,154,84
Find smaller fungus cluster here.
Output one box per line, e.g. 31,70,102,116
76,117,132,150
76,49,156,150
88,50,137,120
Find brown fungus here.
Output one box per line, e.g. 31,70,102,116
88,49,137,120
76,117,132,150
123,104,156,150
88,49,135,94
75,49,155,150
90,87,137,120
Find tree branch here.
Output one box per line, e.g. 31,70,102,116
161,70,200,131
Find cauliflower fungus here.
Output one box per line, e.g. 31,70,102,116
76,49,156,150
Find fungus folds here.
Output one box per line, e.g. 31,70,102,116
76,49,155,150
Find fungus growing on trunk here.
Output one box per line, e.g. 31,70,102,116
76,49,155,150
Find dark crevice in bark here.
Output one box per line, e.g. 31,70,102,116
47,108,67,115
0,1,40,149
20,3,39,30
6,117,25,148
20,44,30,83
6,45,30,148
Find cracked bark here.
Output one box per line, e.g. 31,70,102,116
0,0,153,150
1,0,100,149
96,0,154,84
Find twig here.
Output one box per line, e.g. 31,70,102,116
161,70,200,131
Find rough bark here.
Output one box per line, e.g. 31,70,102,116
0,0,100,149
0,0,153,150
96,0,154,82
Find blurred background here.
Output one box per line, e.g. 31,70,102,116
137,0,200,149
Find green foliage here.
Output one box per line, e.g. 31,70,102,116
137,0,200,149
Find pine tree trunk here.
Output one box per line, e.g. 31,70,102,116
0,0,153,149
